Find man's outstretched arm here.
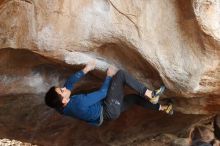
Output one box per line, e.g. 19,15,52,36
64,61,96,91
79,76,112,106
79,66,118,106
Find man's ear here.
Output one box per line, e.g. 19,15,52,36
62,97,67,104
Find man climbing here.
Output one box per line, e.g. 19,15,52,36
45,61,173,126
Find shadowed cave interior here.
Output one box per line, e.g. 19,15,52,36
0,48,215,146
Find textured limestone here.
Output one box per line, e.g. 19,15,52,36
0,0,220,145
193,0,220,41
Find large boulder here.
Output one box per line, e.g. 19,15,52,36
0,0,219,145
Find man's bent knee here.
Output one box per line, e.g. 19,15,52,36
104,103,121,120
109,112,120,120
115,69,125,77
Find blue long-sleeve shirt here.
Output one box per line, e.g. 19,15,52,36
62,70,112,126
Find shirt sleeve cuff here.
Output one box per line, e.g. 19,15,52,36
106,76,112,81
79,70,85,76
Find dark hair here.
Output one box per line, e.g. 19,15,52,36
45,86,63,109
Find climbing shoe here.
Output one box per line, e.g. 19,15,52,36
164,103,174,115
149,85,165,104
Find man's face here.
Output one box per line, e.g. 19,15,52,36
55,87,71,106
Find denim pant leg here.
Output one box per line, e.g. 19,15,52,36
103,70,148,120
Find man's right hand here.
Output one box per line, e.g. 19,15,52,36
107,65,118,77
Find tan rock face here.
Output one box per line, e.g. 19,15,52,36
0,0,220,145
193,0,220,41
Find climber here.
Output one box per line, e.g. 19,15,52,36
45,61,173,126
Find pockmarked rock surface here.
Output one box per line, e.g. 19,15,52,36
0,138,37,146
0,0,220,145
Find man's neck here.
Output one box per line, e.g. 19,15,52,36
63,98,70,107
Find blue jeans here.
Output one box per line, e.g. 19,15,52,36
103,70,160,120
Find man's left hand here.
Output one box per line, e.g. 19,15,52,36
107,65,118,77
83,60,96,73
